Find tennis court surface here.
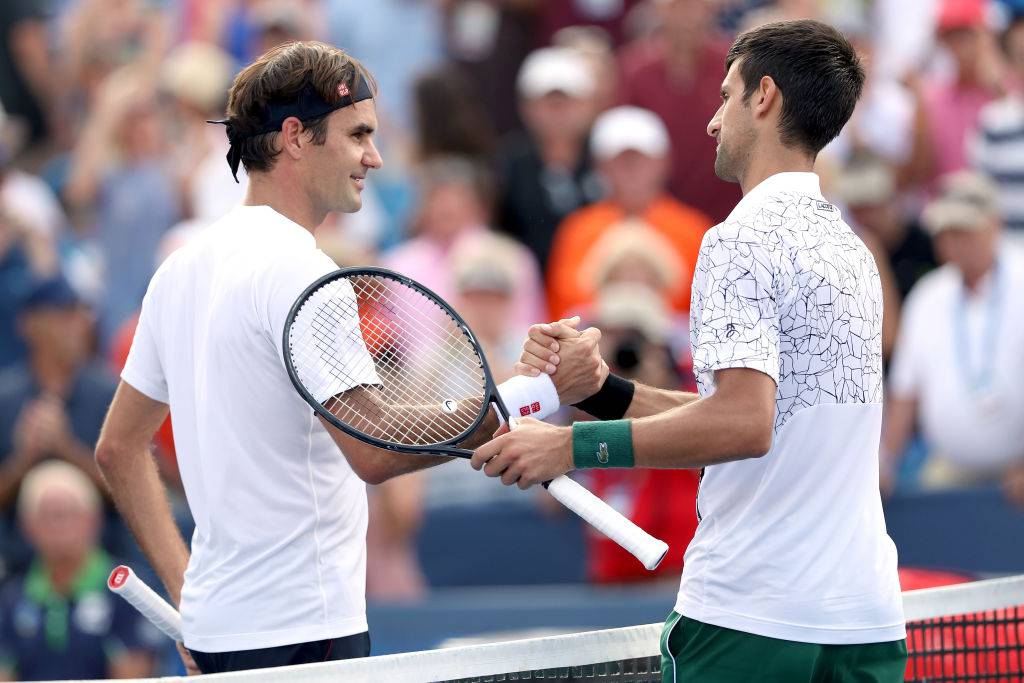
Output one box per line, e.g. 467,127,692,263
66,574,1024,682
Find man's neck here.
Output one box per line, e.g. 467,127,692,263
739,145,816,196
245,173,326,233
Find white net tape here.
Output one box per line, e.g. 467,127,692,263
63,575,1024,683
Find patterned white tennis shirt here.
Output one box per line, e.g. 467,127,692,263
676,172,906,645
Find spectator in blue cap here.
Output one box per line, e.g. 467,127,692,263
0,274,114,562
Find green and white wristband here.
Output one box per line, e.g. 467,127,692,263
572,420,634,469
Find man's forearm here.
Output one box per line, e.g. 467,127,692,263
631,392,771,469
624,383,700,419
97,447,189,605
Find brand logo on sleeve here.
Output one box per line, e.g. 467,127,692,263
597,442,610,464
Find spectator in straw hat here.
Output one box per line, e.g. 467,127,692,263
579,217,684,308
547,106,710,320
836,153,938,302
0,461,162,680
580,283,699,585
883,171,1024,503
451,232,533,381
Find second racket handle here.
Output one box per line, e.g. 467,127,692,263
108,565,183,642
545,475,669,570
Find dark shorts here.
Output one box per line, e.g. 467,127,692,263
660,612,907,683
189,631,371,674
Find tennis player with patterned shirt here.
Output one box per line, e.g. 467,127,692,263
473,20,908,682
92,42,470,675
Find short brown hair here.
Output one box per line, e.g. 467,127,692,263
225,41,375,175
726,20,864,156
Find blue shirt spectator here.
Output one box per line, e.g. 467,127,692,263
0,462,161,680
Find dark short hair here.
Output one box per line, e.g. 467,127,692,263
226,41,376,175
726,19,865,156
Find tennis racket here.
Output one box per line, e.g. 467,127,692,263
282,267,668,570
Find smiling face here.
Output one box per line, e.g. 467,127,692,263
707,59,757,184
303,99,383,214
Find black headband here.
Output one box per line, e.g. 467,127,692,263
208,75,374,182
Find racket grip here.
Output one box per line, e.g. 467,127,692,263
108,565,183,642
545,475,669,571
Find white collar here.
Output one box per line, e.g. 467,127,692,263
729,172,823,220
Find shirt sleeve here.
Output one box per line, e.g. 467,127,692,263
690,224,780,389
121,277,169,404
260,249,380,402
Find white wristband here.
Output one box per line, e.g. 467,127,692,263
495,373,561,424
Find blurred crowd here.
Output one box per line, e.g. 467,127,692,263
3,0,1024,677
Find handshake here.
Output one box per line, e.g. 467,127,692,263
514,316,609,406
471,316,610,489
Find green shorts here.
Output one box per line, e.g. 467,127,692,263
660,612,907,683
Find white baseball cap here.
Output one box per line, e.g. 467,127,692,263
517,47,596,99
590,106,670,160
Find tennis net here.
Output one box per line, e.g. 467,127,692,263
98,575,1024,682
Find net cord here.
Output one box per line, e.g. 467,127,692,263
73,575,1024,683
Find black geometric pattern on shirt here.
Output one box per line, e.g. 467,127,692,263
691,191,884,432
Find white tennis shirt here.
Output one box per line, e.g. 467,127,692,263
123,205,373,652
678,173,906,644
889,242,1024,474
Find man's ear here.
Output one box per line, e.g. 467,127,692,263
280,116,305,161
752,75,780,119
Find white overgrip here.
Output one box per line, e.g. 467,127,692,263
545,475,669,571
107,565,183,642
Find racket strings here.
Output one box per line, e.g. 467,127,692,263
342,311,485,444
288,274,487,446
349,277,485,442
297,281,463,444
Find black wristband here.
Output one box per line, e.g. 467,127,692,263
573,373,635,420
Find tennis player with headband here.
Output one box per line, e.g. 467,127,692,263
94,41,587,675
473,20,908,683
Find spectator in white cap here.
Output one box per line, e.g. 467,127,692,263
496,46,604,272
547,105,711,320
882,171,1024,505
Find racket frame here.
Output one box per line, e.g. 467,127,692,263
283,266,511,457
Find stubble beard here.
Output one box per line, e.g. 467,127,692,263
714,141,739,184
